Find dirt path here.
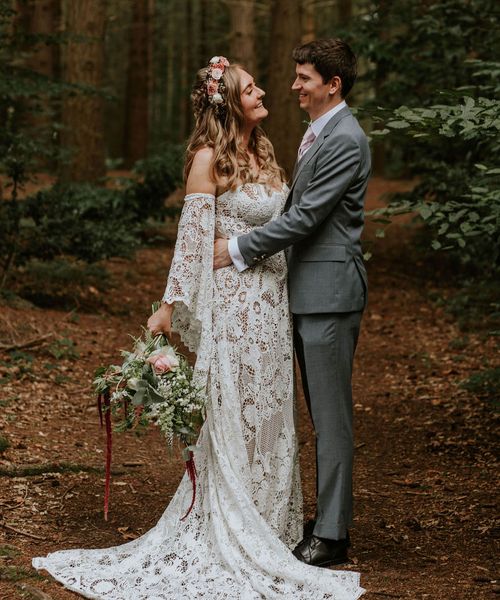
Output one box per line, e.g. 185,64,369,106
0,178,497,599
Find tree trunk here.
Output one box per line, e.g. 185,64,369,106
15,0,60,146
176,0,194,142
265,0,303,178
19,0,60,77
61,0,107,182
228,0,256,75
124,0,151,167
372,0,388,175
338,0,352,25
301,0,315,43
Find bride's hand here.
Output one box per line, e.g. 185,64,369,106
147,303,173,336
214,238,232,269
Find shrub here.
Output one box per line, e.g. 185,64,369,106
461,368,500,406
21,183,140,263
14,258,110,309
126,144,184,221
344,0,500,274
369,93,500,272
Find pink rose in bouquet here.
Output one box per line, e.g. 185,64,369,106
147,346,180,374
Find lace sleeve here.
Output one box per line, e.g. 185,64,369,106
162,194,215,377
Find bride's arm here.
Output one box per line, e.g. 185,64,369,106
148,148,217,346
185,147,217,196
148,148,216,335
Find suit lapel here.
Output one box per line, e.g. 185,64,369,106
288,106,352,193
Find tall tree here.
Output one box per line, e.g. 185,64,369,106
104,0,132,161
301,0,315,43
228,0,256,75
61,0,107,182
265,0,303,177
338,0,352,25
124,0,151,166
15,0,60,162
17,0,60,78
178,0,192,142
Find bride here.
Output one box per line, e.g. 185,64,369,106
33,56,365,599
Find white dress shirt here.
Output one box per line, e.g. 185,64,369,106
228,101,347,272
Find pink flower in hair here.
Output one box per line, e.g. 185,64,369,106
211,68,223,80
207,81,219,95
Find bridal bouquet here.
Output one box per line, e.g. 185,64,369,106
93,304,206,520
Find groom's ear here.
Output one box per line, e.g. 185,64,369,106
328,76,342,97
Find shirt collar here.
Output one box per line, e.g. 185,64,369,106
310,100,347,138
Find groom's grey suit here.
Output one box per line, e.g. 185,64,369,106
236,105,371,540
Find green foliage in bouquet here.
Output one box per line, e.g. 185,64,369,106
93,328,205,447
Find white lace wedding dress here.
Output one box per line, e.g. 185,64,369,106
33,183,365,599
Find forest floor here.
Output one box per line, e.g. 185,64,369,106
0,178,498,600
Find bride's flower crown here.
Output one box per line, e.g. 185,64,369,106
206,56,230,108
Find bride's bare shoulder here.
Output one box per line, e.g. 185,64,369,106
186,147,217,196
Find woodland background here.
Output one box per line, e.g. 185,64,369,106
1,0,499,290
0,1,498,599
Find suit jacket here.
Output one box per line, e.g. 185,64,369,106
238,106,371,314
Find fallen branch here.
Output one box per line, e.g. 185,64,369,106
0,332,53,352
61,483,77,501
371,592,402,598
0,462,126,477
16,585,53,600
2,481,29,511
1,521,46,540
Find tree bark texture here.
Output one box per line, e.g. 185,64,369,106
61,0,107,182
265,0,303,178
16,0,60,139
338,0,352,25
18,0,60,77
301,0,315,43
228,0,256,76
124,0,151,166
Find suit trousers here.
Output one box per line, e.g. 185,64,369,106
294,310,363,540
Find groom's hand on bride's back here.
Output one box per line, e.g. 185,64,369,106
214,238,232,269
147,303,173,336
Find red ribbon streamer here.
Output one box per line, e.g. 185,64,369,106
180,450,197,521
97,390,112,521
98,392,197,522
97,393,103,427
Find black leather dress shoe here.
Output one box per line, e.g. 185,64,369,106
302,522,351,546
293,534,349,568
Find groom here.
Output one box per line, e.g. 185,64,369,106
214,38,370,567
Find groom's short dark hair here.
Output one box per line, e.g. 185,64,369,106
292,38,357,98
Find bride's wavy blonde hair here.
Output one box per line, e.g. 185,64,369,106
184,63,285,190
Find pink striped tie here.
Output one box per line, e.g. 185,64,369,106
298,126,316,160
